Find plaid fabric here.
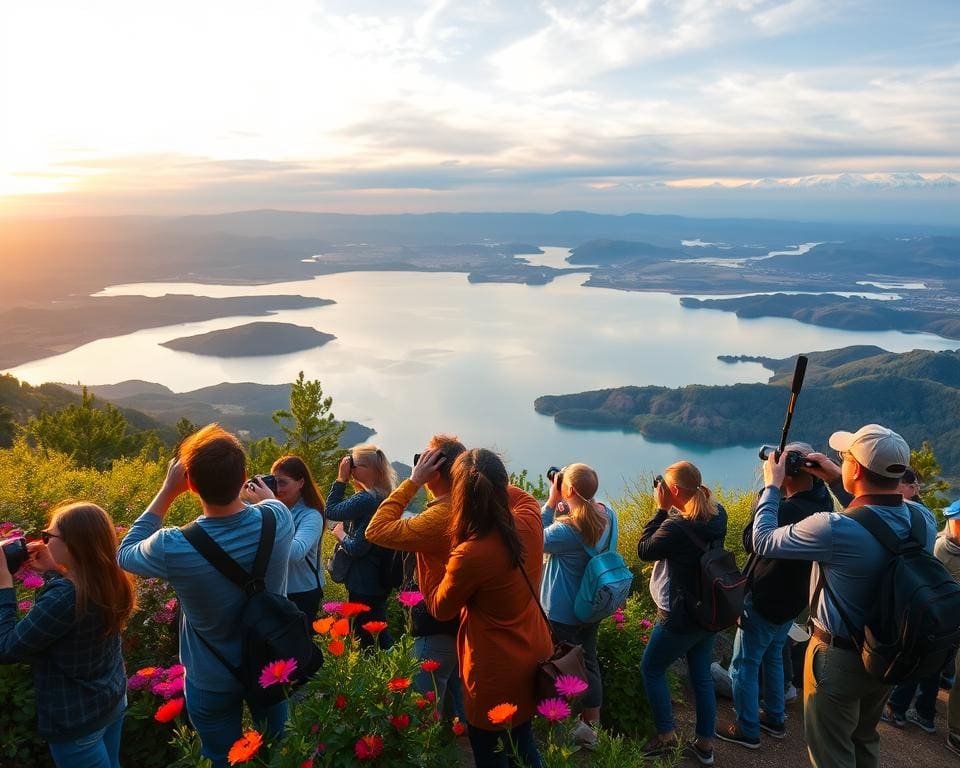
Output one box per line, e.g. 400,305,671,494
0,575,126,739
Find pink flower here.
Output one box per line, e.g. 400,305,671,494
322,601,343,614
128,674,152,691
639,618,652,629
259,658,298,688
17,599,33,612
397,590,424,607
165,664,186,679
164,598,178,611
537,697,572,722
151,678,185,699
20,571,44,589
554,675,589,699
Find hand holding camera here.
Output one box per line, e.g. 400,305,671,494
653,475,671,511
546,466,564,508
411,449,446,488
27,540,59,574
243,475,277,502
337,455,354,483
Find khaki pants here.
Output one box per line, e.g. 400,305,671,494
803,637,891,768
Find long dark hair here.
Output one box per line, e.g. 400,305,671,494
53,502,137,635
448,449,523,568
271,455,325,514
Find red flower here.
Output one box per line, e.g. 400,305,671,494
420,659,440,673
487,702,518,726
313,617,335,635
387,677,411,693
361,620,388,635
354,734,384,760
227,730,263,765
334,694,348,709
425,691,436,703
154,697,185,723
328,639,345,656
258,658,298,688
414,697,428,709
452,718,467,736
340,602,371,617
330,618,351,638
390,713,411,730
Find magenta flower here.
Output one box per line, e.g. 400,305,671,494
20,571,44,589
151,678,185,699
259,658,298,688
165,664,186,679
128,674,152,691
17,599,33,612
322,601,343,614
639,618,652,629
397,591,424,607
537,697,572,722
554,675,589,699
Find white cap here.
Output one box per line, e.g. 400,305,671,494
828,424,910,479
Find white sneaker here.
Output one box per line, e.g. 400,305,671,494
784,684,798,702
571,720,598,750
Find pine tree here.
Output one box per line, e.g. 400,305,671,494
911,441,951,512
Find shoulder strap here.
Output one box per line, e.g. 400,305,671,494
251,506,275,584
519,563,556,644
676,520,711,552
582,505,618,558
845,504,922,554
181,522,252,590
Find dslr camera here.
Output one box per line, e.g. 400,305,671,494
758,446,818,477
546,466,563,487
1,537,29,575
250,474,279,494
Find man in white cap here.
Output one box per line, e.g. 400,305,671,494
751,424,936,768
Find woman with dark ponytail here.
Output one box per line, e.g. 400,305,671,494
423,449,552,768
637,460,727,765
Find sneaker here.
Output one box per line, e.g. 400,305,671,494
907,710,936,734
640,736,679,758
714,721,760,750
784,683,798,702
684,740,715,766
570,719,598,751
881,704,906,727
711,661,733,699
759,716,786,739
947,732,960,757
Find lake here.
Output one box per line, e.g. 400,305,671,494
9,247,959,495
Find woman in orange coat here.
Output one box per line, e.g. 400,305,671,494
423,448,552,768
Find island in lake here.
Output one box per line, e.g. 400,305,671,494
161,322,336,357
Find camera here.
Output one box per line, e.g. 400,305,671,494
758,446,818,477
251,474,278,494
546,466,564,487
413,452,446,467
2,537,28,575
653,474,664,489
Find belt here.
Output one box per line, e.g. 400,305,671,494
811,625,857,651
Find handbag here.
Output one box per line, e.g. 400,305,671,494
519,564,588,701
326,542,353,584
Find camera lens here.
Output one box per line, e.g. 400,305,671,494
2,537,28,575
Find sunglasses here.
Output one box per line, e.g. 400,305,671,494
40,530,63,545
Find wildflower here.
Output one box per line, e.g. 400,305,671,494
420,659,441,673
313,617,335,634
487,702,518,726
334,694,348,709
354,734,384,760
537,697,572,722
227,730,264,765
361,620,388,635
17,599,32,612
136,666,160,678
327,639,345,656
165,664,185,678
154,697,185,723
397,590,424,607
128,673,151,691
425,690,436,702
20,571,44,589
165,597,178,611
639,618,652,629
340,602,371,617
452,718,467,736
259,658,298,688
151,678,185,698
390,713,411,730
330,618,350,638
322,601,344,614
554,675,589,699
414,697,428,709
301,761,313,768
311,724,320,733
387,677,411,693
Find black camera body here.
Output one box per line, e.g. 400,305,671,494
2,537,28,575
758,446,818,477
546,466,563,487
413,452,446,467
653,474,664,489
252,474,279,494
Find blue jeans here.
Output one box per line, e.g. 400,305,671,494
729,596,793,738
47,697,125,768
467,720,541,768
184,680,288,768
888,671,939,721
413,634,465,720
641,618,717,739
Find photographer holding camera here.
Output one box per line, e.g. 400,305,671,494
716,442,833,749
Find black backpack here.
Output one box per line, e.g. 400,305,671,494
679,524,746,632
181,507,323,706
815,503,960,685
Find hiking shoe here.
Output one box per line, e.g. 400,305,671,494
759,717,786,739
711,661,733,699
570,719,598,751
947,732,960,756
715,721,760,749
881,704,906,727
784,683,798,702
684,740,715,766
907,710,936,734
640,736,679,758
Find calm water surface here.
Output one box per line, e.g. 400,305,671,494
11,247,958,494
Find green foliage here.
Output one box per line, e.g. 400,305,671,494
911,441,952,512
0,405,14,449
509,469,549,502
175,417,198,443
0,664,51,768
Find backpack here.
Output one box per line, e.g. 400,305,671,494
378,546,405,591
678,524,746,631
815,503,960,685
573,507,634,623
181,506,324,706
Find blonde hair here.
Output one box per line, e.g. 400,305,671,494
664,461,717,522
351,444,397,497
556,463,607,547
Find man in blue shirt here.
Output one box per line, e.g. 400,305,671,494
118,424,293,768
752,424,935,768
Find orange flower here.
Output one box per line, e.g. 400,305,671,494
361,620,388,634
136,666,159,677
227,730,263,765
313,617,335,635
330,618,351,638
487,702,518,726
154,697,184,723
339,602,371,617
327,638,345,656
420,659,440,673
387,677,411,693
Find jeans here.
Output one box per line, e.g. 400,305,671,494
641,618,717,739
289,586,323,633
467,720,541,768
888,671,939,721
413,634,465,720
47,697,125,768
550,619,603,709
729,596,793,738
349,591,393,649
184,679,288,768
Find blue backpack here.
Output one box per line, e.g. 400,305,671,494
573,506,634,623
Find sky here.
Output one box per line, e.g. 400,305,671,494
1,0,958,222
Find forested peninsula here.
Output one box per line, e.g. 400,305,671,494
534,346,960,473
161,322,335,357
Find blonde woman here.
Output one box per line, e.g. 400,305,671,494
327,444,397,648
540,463,611,750
637,461,727,766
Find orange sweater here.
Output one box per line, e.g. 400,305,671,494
423,487,552,729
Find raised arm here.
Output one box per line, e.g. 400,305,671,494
0,577,77,662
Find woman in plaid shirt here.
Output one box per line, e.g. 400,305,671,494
0,502,136,768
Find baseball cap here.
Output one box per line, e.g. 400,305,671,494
944,500,960,519
828,423,910,479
